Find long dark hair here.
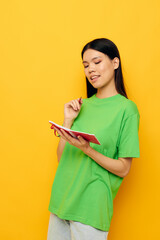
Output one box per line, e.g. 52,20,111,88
81,38,128,99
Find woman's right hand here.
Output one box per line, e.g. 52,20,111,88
64,97,83,122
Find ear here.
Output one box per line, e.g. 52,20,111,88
113,57,119,70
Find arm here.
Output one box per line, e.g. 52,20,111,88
54,128,132,177
57,119,74,163
83,146,132,178
55,97,83,163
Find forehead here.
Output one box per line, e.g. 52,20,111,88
82,49,105,63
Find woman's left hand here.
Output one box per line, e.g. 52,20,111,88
53,126,90,153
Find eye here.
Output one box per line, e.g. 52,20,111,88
83,61,101,68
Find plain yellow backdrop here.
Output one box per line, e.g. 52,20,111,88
0,0,160,239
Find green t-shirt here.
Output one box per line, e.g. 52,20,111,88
48,93,140,231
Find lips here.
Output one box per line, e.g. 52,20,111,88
90,75,100,81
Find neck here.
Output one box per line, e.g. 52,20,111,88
96,87,118,99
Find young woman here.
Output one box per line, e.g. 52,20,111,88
47,38,140,240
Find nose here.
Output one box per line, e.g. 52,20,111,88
88,64,96,73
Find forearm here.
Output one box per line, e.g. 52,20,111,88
57,119,74,162
83,146,126,178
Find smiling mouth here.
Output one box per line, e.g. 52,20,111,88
90,75,100,82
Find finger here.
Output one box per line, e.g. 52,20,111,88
53,127,61,137
61,129,75,142
53,126,60,133
70,102,78,111
67,101,77,111
54,126,60,131
71,100,78,111
53,126,64,136
77,135,87,143
55,128,68,141
75,99,81,110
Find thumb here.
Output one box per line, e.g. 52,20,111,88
78,135,86,143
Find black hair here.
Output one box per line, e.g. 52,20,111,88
81,38,128,98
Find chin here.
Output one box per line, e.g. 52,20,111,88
91,83,102,88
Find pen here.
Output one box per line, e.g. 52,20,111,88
79,97,82,104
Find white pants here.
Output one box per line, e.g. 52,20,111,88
47,212,109,240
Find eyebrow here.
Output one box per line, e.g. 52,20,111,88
82,56,102,64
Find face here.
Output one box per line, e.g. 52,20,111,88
82,49,119,89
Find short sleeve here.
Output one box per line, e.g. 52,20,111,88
117,113,140,158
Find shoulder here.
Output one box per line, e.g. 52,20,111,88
119,95,140,119
81,94,140,118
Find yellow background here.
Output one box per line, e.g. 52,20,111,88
0,0,160,239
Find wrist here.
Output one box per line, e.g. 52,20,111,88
63,118,74,128
83,145,93,155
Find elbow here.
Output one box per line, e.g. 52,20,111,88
118,158,132,178
121,172,127,178
121,168,130,178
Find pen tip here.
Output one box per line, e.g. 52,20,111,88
78,97,82,104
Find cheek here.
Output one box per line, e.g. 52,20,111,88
84,69,88,77
100,64,114,77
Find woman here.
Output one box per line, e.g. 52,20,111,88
47,38,140,240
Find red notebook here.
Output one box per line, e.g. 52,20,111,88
49,120,101,145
